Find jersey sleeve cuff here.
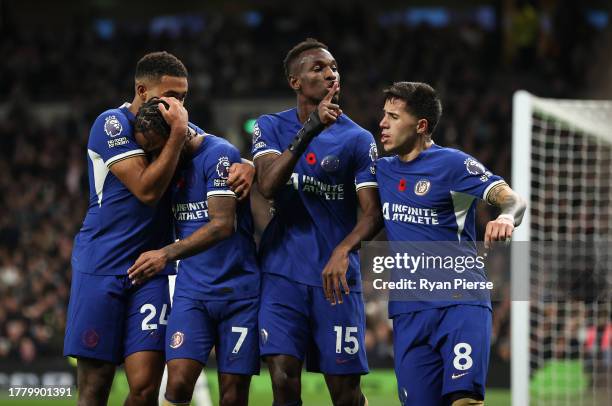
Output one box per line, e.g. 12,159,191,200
355,181,378,191
253,149,282,160
207,190,236,198
105,149,146,167
483,179,507,201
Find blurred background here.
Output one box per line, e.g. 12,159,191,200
0,0,610,404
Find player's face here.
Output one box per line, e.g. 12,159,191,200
134,129,167,157
142,75,188,104
292,48,340,103
379,98,419,154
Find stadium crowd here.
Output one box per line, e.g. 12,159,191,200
0,1,605,369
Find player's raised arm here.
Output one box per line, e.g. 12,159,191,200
128,195,236,284
322,184,383,305
255,83,340,199
110,97,188,205
484,182,527,247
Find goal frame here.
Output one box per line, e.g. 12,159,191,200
511,90,532,406
511,90,612,406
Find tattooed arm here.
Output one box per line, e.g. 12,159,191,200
483,182,527,247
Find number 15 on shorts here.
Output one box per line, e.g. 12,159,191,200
334,326,359,355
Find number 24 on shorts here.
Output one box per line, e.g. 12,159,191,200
140,303,169,331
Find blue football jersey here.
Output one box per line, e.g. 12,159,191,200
252,108,377,290
72,104,175,276
172,134,260,301
376,144,505,315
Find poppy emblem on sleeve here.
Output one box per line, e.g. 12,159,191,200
306,152,317,165
398,179,407,192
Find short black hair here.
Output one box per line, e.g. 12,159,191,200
135,51,188,82
283,38,328,79
383,82,443,135
134,97,171,139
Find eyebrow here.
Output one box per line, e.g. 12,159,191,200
383,110,400,117
311,58,336,65
163,91,187,98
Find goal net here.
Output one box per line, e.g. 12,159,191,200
511,91,612,406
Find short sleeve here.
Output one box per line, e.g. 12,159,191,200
205,143,242,199
450,151,505,199
188,121,205,135
252,115,282,160
354,130,378,191
88,111,144,168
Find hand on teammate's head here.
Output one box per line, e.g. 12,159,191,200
157,96,189,136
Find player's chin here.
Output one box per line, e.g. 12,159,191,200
381,142,395,153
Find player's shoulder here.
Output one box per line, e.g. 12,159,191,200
95,106,129,121
432,144,468,157
337,114,372,138
375,155,399,172
199,135,241,176
426,144,471,164
203,134,240,157
92,106,131,136
427,144,489,179
442,145,483,165
257,108,297,128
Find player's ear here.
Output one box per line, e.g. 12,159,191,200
416,118,429,135
136,83,147,102
288,75,301,92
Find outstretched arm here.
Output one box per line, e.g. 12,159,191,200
127,196,236,284
484,182,527,247
322,187,383,305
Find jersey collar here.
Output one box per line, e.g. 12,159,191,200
118,102,136,123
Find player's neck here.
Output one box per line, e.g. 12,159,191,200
128,96,141,116
296,98,318,123
184,131,204,156
398,138,433,162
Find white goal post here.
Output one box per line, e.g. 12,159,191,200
511,90,612,406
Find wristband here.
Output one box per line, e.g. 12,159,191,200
497,214,515,225
241,158,255,167
288,111,325,156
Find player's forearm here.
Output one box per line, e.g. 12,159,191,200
257,111,326,198
137,129,186,203
487,183,527,226
335,211,384,255
163,218,234,261
256,151,300,199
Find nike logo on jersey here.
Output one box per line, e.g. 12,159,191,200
451,372,470,380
